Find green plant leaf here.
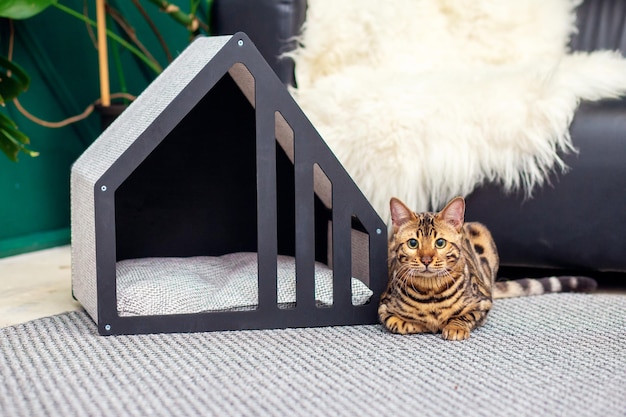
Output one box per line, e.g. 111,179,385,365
0,128,20,162
0,112,38,161
5,122,30,145
0,56,30,90
0,56,31,104
0,0,57,19
0,127,39,160
0,111,18,130
0,73,26,104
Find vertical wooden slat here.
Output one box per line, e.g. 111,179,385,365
331,180,353,310
294,128,316,310
255,81,278,310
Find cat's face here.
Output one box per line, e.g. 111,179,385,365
389,197,465,278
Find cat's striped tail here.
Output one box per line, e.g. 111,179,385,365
493,276,597,299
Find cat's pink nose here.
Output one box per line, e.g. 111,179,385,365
421,256,432,265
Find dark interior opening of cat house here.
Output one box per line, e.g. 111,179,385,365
115,71,334,263
113,66,351,317
115,72,259,260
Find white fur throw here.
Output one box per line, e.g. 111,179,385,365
290,0,626,218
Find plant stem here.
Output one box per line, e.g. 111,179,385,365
106,3,161,69
132,0,172,62
53,2,162,74
96,0,110,105
145,0,209,35
110,37,128,102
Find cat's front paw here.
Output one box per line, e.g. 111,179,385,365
381,315,428,334
379,303,428,334
383,316,413,334
441,324,471,341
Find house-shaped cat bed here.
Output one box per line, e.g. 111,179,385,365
71,33,388,335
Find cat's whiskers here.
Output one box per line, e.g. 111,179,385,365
390,249,463,294
437,269,455,291
402,267,419,290
393,263,425,293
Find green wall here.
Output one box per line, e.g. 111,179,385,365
0,1,197,257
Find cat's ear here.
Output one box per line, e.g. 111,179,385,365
439,197,465,232
390,197,416,232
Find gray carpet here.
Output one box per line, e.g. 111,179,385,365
1,293,625,417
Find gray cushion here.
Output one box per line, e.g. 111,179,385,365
116,252,373,316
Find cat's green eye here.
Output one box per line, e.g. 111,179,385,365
407,238,418,249
435,238,447,249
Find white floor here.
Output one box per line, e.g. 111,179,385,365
0,246,82,327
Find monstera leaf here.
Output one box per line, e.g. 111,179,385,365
0,0,57,19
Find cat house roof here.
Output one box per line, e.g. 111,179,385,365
71,33,387,335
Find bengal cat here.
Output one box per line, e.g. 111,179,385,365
378,196,597,340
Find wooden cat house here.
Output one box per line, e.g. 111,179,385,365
71,33,387,335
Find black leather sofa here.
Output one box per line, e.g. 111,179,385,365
212,0,626,283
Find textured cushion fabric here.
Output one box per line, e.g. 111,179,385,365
116,252,373,316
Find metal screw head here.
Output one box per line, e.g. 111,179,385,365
104,324,111,331
237,39,244,46
101,185,107,192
